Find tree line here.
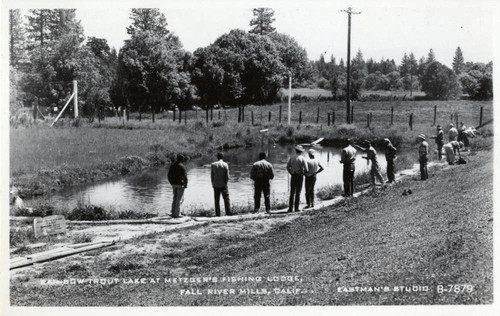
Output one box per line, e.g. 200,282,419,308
9,8,493,123
311,47,492,101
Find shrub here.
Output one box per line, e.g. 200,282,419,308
317,184,343,200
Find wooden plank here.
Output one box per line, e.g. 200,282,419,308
10,242,115,270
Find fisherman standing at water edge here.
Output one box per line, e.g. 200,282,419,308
448,123,458,142
287,145,308,212
211,152,232,216
250,152,275,213
304,149,324,208
384,138,397,183
418,135,429,180
355,141,385,186
167,154,188,218
432,125,445,161
340,139,356,197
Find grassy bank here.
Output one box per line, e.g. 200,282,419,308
10,100,493,197
10,148,493,305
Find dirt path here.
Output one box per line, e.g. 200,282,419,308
10,150,493,306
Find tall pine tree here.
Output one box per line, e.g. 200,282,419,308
452,46,465,74
9,9,26,67
126,9,169,37
249,8,276,35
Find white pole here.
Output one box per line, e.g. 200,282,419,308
288,74,292,125
73,80,78,118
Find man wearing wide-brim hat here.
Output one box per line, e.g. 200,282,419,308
418,134,429,180
286,145,308,212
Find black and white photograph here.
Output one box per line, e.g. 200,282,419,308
1,0,498,314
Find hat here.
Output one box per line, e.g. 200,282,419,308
295,145,304,152
176,154,185,161
383,138,390,143
437,125,442,129
449,123,454,127
364,140,371,146
418,134,426,140
308,149,316,155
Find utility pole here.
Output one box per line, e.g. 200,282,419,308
410,64,413,97
341,7,361,124
288,72,292,125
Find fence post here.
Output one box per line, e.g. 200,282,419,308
450,113,453,121
455,112,458,128
299,111,302,124
316,107,320,123
206,107,209,123
369,112,373,127
179,110,182,123
218,110,221,120
152,107,155,123
480,107,483,126
269,111,271,122
351,105,354,123
332,112,335,126
409,113,413,130
327,113,330,126
210,107,213,121
367,114,370,128
242,106,245,122
260,111,262,125
391,106,394,125
184,111,187,125
251,111,254,125
238,106,241,123
279,105,282,123
173,107,176,122
33,100,38,120
433,105,437,126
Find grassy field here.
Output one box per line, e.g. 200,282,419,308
10,99,493,197
10,148,493,306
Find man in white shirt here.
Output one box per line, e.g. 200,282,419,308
340,139,357,197
304,149,324,208
286,145,308,212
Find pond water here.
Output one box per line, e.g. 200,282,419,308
35,145,411,216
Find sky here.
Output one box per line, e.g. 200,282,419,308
4,0,499,67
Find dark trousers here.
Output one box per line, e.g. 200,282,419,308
419,160,428,180
305,175,317,206
387,159,395,183
254,180,271,212
289,174,303,212
343,164,355,196
214,186,231,216
437,143,443,160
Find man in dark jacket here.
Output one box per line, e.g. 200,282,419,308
167,154,188,218
384,138,397,183
250,152,275,213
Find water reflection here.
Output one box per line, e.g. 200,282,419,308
37,145,395,215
